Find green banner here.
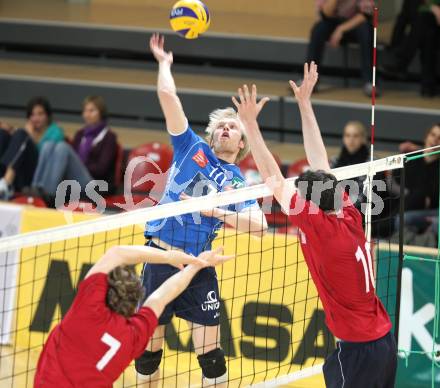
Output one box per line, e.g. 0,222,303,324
377,244,439,388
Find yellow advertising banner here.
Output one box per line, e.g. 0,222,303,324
10,207,328,387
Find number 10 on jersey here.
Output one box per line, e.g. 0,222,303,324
355,242,375,293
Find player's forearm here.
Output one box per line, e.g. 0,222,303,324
157,62,177,95
244,120,285,185
215,209,268,237
156,62,187,134
110,245,186,266
297,100,330,171
243,119,292,211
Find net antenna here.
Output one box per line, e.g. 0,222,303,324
364,3,379,270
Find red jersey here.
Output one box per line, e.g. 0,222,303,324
34,273,158,387
289,193,391,342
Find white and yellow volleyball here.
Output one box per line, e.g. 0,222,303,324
170,0,210,39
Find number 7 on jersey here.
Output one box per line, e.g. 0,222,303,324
96,333,121,371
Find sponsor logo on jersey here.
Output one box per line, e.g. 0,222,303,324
231,176,245,189
192,150,208,168
201,290,220,311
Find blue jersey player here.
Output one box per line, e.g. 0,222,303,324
135,34,268,387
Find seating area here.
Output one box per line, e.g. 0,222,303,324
1,0,439,146
6,134,318,224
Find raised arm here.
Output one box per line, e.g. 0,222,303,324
85,245,206,278
143,248,234,317
232,85,294,213
180,192,268,237
150,34,187,135
289,62,330,171
212,207,268,238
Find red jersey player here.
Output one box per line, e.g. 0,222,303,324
34,245,232,387
232,63,397,388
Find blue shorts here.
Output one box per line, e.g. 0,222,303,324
323,331,397,388
140,240,221,326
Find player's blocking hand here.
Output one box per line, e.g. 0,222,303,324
167,250,209,270
197,247,235,267
232,84,270,125
149,33,173,65
289,62,319,102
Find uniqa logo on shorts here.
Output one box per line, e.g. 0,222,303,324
201,291,220,311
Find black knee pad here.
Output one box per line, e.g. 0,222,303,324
135,349,163,375
197,348,227,379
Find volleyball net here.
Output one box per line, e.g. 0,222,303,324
0,155,404,387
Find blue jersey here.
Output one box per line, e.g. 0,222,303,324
145,126,257,255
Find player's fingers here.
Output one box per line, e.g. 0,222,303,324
243,84,250,102
213,246,224,255
251,84,257,104
184,252,208,265
289,80,299,93
304,63,309,80
159,34,165,50
257,96,270,110
217,254,235,263
313,63,318,80
231,96,240,109
238,87,245,104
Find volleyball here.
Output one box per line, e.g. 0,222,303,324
169,0,210,39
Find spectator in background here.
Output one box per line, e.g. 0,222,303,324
381,1,440,97
0,97,64,199
331,121,369,209
388,0,422,50
395,124,440,234
31,96,117,205
306,0,374,96
332,120,369,168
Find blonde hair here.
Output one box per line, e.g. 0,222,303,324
205,107,250,163
344,121,367,141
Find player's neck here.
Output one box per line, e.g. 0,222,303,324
215,151,236,164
